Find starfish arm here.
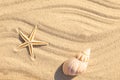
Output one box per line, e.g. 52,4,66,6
19,31,29,41
28,44,35,60
32,40,48,46
18,42,29,49
29,25,37,41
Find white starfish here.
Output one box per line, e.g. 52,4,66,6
18,25,48,60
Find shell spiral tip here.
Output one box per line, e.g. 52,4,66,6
83,48,91,56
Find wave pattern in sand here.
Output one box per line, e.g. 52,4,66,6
0,0,120,80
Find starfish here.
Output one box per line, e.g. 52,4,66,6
17,25,48,60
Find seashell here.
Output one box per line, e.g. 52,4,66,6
62,48,91,76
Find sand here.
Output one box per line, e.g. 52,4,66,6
0,0,120,80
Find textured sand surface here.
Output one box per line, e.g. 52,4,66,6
0,0,120,80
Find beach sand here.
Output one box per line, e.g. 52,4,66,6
0,0,120,80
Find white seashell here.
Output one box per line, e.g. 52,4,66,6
62,48,91,76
